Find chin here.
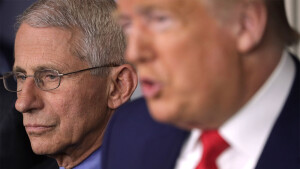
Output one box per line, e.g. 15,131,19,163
30,138,56,155
147,96,203,131
31,145,49,155
147,99,181,125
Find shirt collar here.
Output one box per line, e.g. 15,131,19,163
59,147,102,169
182,50,295,161
220,50,296,159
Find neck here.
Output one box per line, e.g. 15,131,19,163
53,109,114,169
56,145,101,169
238,38,284,113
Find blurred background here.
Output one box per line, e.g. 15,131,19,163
0,0,299,99
0,0,35,75
286,0,300,57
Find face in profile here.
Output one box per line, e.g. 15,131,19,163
14,23,110,156
117,0,245,129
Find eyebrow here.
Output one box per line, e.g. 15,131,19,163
13,66,26,73
115,5,166,21
13,65,64,74
136,6,160,16
36,65,61,71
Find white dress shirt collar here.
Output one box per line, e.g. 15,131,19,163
220,50,295,162
175,50,296,169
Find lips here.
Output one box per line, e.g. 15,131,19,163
24,124,55,135
140,78,162,98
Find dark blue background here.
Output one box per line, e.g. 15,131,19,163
0,0,35,74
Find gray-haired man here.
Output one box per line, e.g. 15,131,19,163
1,0,137,168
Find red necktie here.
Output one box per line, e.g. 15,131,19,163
195,130,229,169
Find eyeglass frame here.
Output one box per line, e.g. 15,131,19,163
0,63,120,92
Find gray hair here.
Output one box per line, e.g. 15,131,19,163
17,0,126,75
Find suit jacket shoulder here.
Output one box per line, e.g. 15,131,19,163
255,55,300,169
102,98,189,169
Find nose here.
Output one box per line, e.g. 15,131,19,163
125,24,154,65
15,78,43,113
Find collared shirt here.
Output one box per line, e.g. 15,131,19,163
59,147,102,169
175,51,296,169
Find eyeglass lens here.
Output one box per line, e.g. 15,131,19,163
3,70,61,92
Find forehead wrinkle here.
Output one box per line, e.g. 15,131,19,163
33,59,77,73
28,28,72,58
13,63,67,74
14,53,73,74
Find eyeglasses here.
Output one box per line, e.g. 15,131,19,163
0,63,119,92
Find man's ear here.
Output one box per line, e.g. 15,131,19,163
107,64,138,109
235,1,267,53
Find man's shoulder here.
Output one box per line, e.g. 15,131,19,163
108,97,189,139
255,53,300,169
102,97,190,169
115,97,149,117
288,53,300,109
111,97,153,126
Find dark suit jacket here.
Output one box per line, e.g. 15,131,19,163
102,98,189,169
102,55,300,169
0,84,58,169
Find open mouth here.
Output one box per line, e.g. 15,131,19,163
140,78,162,98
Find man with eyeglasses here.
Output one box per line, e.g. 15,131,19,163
2,0,137,169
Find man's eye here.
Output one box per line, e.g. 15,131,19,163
151,14,169,23
147,12,174,32
16,74,26,81
45,74,58,80
119,19,132,35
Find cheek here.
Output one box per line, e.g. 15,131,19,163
52,90,78,115
48,89,84,130
152,29,239,115
156,37,204,93
65,82,109,126
51,96,91,147
162,25,237,89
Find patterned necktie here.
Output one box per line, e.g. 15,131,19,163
195,130,229,169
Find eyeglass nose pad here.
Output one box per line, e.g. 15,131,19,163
35,77,40,83
34,77,43,88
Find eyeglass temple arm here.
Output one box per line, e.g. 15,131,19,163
60,64,120,76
